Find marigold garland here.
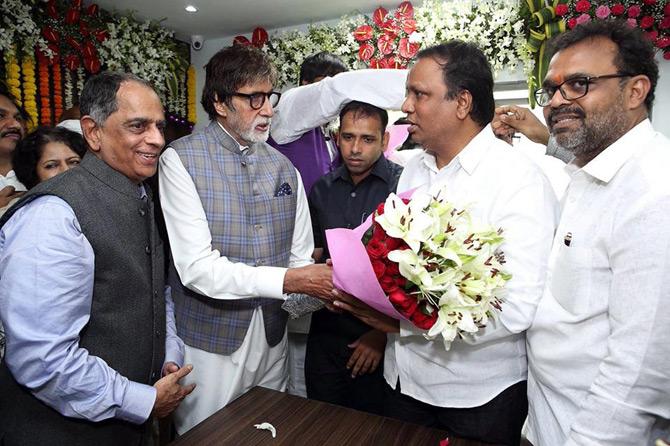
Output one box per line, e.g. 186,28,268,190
6,55,23,106
21,57,38,130
39,61,52,125
52,63,63,122
187,65,197,124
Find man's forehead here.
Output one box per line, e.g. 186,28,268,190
0,95,19,113
237,78,273,93
546,37,618,82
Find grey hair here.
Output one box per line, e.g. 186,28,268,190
79,71,156,125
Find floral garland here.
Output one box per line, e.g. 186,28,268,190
0,0,51,61
52,62,63,120
558,0,670,59
21,57,38,130
39,61,51,125
187,65,197,124
264,0,532,89
5,55,22,106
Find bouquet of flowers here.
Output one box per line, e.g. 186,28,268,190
556,0,670,59
326,185,510,350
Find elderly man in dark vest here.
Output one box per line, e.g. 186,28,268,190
159,45,334,433
0,72,195,446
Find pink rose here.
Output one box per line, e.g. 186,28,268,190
627,18,638,28
596,5,610,19
628,5,641,18
576,13,591,25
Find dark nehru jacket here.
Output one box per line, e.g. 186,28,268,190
0,153,165,446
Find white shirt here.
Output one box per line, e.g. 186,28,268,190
385,125,558,407
271,69,408,144
526,119,670,446
159,123,315,433
0,170,26,191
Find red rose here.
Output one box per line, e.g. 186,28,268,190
554,3,569,16
657,37,670,48
371,260,386,279
358,43,375,61
353,24,373,42
567,18,578,29
660,16,670,29
388,289,417,315
643,0,656,4
380,275,399,293
398,37,420,59
640,15,655,28
385,236,404,250
373,7,389,26
252,27,269,48
575,0,591,13
646,30,659,41
664,51,670,60
611,3,625,15
665,2,670,16
401,198,410,204
372,223,386,242
628,5,641,17
410,306,438,329
395,276,407,288
376,201,385,215
366,238,389,259
386,261,400,276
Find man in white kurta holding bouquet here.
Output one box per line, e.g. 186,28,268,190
526,20,670,445
334,41,557,445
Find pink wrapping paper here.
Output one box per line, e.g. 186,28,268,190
325,190,414,321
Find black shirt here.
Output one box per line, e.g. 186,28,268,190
308,155,403,338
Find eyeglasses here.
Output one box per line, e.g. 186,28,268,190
534,73,633,107
227,91,281,110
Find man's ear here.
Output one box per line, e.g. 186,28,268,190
455,90,474,121
382,130,390,150
213,93,229,118
80,116,101,153
626,74,651,111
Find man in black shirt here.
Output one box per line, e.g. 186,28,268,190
306,101,402,414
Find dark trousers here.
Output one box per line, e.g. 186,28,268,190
383,380,528,446
305,332,385,415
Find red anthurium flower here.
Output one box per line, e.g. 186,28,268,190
71,0,82,9
381,20,399,38
369,58,381,69
84,56,101,74
398,37,419,59
82,40,97,59
233,35,251,46
251,27,268,48
377,34,394,55
86,4,99,16
358,43,375,61
79,21,90,37
373,7,389,26
402,18,417,34
395,1,415,19
64,54,80,71
65,36,82,51
42,27,59,43
94,29,109,43
65,7,80,25
47,43,61,64
353,24,373,41
46,4,58,19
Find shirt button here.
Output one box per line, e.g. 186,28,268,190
254,224,263,230
155,330,160,337
139,208,146,216
350,192,356,198
151,371,157,380
256,259,264,266
145,245,151,255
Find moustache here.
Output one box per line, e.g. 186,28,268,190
547,106,585,126
0,128,22,138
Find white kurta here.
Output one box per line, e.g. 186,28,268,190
526,119,670,445
385,125,559,408
159,124,314,433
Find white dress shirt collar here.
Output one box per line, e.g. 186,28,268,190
420,125,494,176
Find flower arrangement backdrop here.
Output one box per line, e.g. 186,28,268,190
1,0,195,129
